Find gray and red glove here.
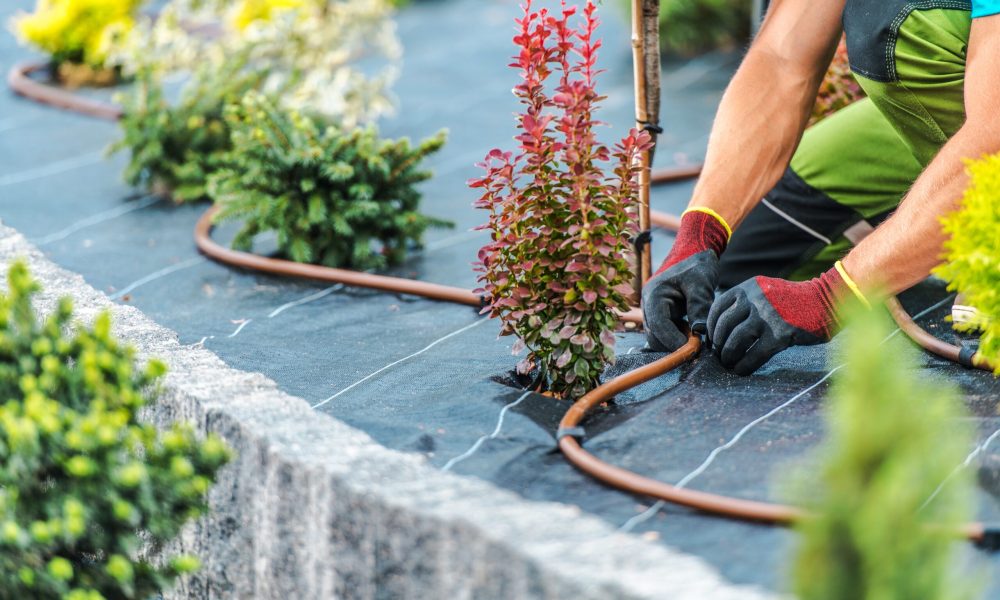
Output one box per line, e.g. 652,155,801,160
642,209,731,351
707,262,867,375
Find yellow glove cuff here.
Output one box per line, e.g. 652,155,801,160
834,261,871,309
682,207,733,241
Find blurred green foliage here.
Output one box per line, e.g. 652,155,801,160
792,303,977,600
111,55,266,203
935,152,1000,373
0,261,231,599
209,92,449,270
626,0,752,55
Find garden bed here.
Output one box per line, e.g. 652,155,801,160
3,0,999,596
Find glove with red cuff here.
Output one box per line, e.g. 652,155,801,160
642,209,731,351
707,262,867,375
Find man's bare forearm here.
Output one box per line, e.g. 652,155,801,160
843,16,1000,296
687,0,844,228
843,127,1000,295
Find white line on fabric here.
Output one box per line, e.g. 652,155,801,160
311,318,487,409
761,198,833,245
109,257,207,301
441,390,533,472
228,319,253,338
0,150,105,187
267,284,344,318
618,294,956,532
31,196,160,245
920,426,1000,512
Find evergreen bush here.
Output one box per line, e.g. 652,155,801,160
792,303,976,599
209,92,448,270
471,1,649,398
111,56,266,203
935,152,1000,373
9,0,142,84
0,261,231,599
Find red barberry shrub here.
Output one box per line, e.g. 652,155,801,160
470,0,650,398
809,37,865,126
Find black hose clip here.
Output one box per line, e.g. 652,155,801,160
638,120,664,135
633,229,653,253
958,346,978,369
557,426,586,443
976,526,1000,552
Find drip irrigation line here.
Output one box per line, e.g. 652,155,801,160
7,63,124,121
618,294,958,533
557,331,995,546
194,206,646,325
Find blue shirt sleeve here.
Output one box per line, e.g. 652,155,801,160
973,0,1000,17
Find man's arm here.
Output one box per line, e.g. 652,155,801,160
641,0,846,352
842,15,1000,294
687,0,846,229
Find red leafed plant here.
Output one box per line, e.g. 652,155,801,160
470,0,651,399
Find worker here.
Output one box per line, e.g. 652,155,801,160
642,0,1000,375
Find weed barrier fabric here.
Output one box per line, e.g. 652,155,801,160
3,0,1000,594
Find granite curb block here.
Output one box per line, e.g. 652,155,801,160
0,220,776,600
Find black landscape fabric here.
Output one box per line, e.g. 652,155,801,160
2,0,999,594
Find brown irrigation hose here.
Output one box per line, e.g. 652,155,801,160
557,331,993,544
195,206,481,306
887,296,995,372
195,206,647,324
7,62,123,121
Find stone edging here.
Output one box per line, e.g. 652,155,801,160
0,221,775,600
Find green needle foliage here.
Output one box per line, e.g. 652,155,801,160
792,303,976,600
0,261,231,599
209,92,449,270
111,55,266,203
935,152,1000,372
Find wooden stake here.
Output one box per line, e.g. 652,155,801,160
631,0,661,300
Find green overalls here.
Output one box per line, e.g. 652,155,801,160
718,0,981,288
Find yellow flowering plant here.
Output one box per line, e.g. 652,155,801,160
935,152,1000,372
122,0,400,125
10,0,142,76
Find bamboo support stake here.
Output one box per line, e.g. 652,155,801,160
630,0,662,299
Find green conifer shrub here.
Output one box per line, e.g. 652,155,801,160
208,92,449,270
935,152,1000,373
111,55,266,203
0,261,231,599
791,304,976,599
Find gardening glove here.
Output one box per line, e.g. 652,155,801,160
642,208,731,351
707,261,869,375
